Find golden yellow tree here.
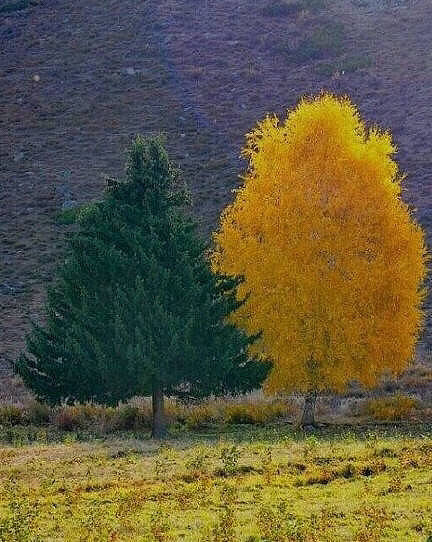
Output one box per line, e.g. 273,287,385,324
212,94,428,425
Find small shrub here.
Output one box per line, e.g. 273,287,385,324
81,403,116,430
0,405,23,426
301,469,334,486
364,395,418,422
358,460,386,477
114,404,143,431
91,405,117,431
24,401,51,425
385,473,403,494
302,435,319,459
210,485,237,542
256,501,306,541
224,404,257,424
261,447,274,484
339,462,356,479
52,405,83,431
224,400,292,425
185,448,209,477
303,0,325,9
261,1,303,17
0,0,39,14
219,445,241,476
184,404,219,430
51,403,118,432
164,397,187,425
286,22,345,64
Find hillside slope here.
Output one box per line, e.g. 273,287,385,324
1,0,431,401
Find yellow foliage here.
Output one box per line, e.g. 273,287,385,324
212,94,428,394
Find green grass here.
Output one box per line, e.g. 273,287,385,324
55,204,91,225
55,207,82,225
0,425,431,541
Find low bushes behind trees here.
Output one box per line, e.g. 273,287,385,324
0,394,298,434
0,391,429,440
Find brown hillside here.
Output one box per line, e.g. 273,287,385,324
0,0,431,401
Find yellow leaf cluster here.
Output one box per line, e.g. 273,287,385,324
212,94,428,394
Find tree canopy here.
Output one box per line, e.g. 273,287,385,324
16,136,269,435
212,94,427,399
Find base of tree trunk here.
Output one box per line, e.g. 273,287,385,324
298,392,318,428
151,381,166,439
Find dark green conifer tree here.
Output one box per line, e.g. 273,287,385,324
15,136,270,437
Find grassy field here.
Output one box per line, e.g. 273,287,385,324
0,425,431,541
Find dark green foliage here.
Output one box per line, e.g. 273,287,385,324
0,0,39,14
15,136,270,407
303,0,325,10
55,206,84,225
261,1,302,17
285,22,345,64
0,406,23,426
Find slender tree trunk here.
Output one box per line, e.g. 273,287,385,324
300,391,317,427
151,380,166,439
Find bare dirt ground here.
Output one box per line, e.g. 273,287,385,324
1,0,431,401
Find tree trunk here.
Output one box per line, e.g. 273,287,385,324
300,391,317,428
151,380,166,439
